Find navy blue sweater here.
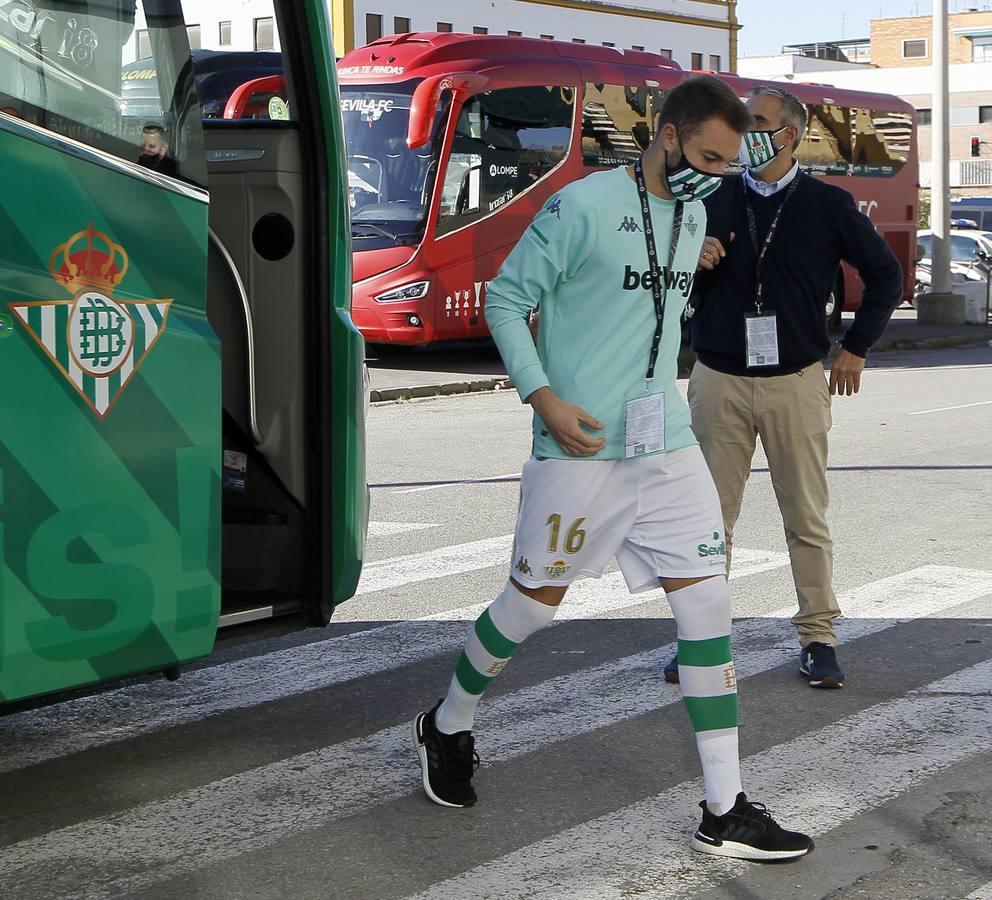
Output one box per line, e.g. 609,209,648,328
690,171,904,376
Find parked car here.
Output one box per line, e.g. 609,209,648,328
914,229,992,305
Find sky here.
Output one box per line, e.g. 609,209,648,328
736,0,990,56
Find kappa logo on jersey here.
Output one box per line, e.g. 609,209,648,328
622,265,696,297
617,216,641,233
545,196,562,219
8,223,171,418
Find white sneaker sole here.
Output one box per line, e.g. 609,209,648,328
690,833,814,861
411,714,469,809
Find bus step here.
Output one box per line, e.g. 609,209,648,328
222,506,288,527
218,592,303,629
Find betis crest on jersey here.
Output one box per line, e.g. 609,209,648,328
8,223,171,418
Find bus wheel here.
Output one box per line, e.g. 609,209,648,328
163,665,182,682
825,279,843,330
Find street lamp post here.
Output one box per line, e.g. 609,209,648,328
917,0,966,323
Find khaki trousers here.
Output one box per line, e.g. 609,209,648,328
688,361,841,646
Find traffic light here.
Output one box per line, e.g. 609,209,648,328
971,136,981,157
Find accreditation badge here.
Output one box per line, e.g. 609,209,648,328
745,312,780,368
624,391,665,459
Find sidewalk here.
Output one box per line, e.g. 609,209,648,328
368,309,992,403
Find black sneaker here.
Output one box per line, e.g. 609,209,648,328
691,792,814,861
664,653,680,684
799,642,845,688
412,699,480,808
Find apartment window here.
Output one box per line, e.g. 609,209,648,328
573,38,586,43
394,16,411,34
186,24,201,49
218,20,232,46
659,48,672,59
255,16,275,50
474,26,488,34
541,34,554,40
691,52,703,69
973,36,992,62
709,54,721,70
980,106,992,123
916,108,932,126
508,30,522,36
902,39,927,59
631,45,644,51
437,22,453,32
136,28,151,58
365,14,382,42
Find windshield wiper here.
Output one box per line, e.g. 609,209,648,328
351,221,402,241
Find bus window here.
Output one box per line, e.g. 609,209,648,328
342,79,449,247
851,108,913,175
437,85,573,236
0,0,206,187
799,104,852,177
582,83,664,168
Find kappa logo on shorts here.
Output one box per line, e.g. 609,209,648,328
697,532,727,561
515,556,533,576
545,559,571,578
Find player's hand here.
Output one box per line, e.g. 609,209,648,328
528,387,606,456
829,348,865,396
697,233,733,271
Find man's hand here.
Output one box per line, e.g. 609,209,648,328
829,348,865,396
697,233,733,271
529,387,606,456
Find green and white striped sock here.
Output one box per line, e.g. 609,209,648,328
435,582,558,734
667,578,743,816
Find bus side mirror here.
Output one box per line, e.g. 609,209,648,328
408,72,490,149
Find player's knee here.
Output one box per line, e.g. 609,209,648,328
510,577,568,608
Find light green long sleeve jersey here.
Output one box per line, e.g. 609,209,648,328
485,165,708,460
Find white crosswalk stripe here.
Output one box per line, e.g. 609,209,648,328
415,658,992,900
967,881,992,900
0,566,988,899
367,521,440,537
0,546,787,774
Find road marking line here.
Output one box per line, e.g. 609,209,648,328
391,474,520,494
966,881,992,900
1,566,987,898
0,548,787,773
416,657,992,900
367,521,440,537
908,399,992,415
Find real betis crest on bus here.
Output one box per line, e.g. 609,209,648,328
8,223,171,418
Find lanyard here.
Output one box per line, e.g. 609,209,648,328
744,174,800,313
633,159,683,385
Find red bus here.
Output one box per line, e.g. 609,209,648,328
335,34,917,345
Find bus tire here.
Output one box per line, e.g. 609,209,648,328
163,665,182,682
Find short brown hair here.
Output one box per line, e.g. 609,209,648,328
658,75,753,140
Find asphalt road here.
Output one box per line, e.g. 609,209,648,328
1,345,990,900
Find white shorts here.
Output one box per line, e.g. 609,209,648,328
509,445,727,593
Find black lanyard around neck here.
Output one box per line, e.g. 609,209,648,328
634,159,683,385
743,172,800,313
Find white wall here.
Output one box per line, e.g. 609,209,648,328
353,0,730,71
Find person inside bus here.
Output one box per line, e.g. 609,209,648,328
137,124,177,177
413,75,815,863
669,85,903,690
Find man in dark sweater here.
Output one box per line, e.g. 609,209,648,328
668,85,903,689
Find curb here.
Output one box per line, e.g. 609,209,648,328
370,333,990,403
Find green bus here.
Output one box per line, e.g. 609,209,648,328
0,1,367,705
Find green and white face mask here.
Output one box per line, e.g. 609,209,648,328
665,134,724,201
739,126,789,172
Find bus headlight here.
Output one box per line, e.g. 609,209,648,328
373,281,430,303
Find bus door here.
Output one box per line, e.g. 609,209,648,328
196,2,366,628
0,0,219,703
429,82,577,339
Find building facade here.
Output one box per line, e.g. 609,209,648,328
147,1,738,73
739,10,992,197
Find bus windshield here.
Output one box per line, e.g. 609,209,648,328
341,80,447,246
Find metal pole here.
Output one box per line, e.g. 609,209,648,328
931,0,952,295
